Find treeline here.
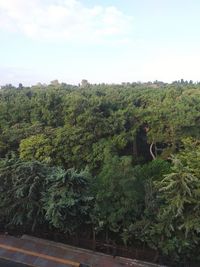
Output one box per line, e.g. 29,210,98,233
1,81,200,264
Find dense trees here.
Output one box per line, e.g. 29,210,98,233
151,139,200,261
43,167,93,234
0,156,49,231
1,81,200,264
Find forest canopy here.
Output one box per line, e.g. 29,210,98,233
1,80,200,264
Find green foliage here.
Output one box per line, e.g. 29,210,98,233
43,168,93,234
145,139,200,261
0,156,50,231
1,82,200,264
92,152,143,239
20,133,54,164
0,156,93,235
120,159,171,245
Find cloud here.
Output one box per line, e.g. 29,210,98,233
0,0,133,43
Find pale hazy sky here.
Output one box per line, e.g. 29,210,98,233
1,0,200,86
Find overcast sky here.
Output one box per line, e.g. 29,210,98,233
1,0,200,86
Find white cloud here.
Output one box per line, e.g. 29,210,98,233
0,0,133,43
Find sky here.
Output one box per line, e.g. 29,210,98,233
1,0,200,86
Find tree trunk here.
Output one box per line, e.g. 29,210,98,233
133,138,138,157
150,142,156,160
92,227,96,251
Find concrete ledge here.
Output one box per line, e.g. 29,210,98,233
21,235,166,267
